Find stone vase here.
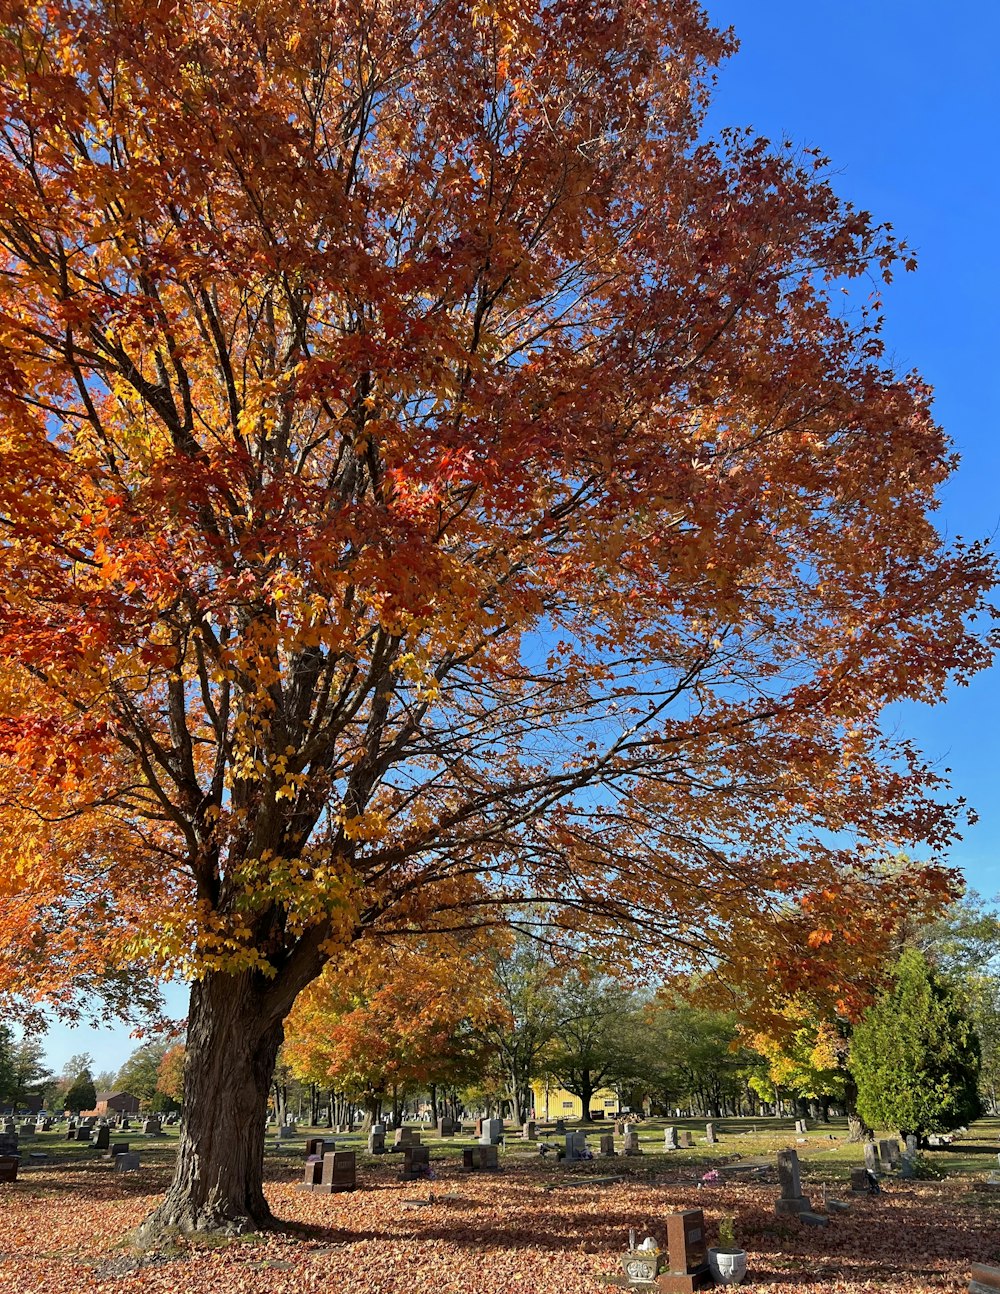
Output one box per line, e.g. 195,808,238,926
708,1247,748,1286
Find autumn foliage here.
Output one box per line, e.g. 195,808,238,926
284,935,499,1115
0,0,993,1232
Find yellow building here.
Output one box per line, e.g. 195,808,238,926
530,1077,620,1121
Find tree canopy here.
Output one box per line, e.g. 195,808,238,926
850,947,981,1139
0,0,992,1233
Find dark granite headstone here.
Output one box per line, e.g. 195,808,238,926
313,1150,356,1194
400,1145,430,1182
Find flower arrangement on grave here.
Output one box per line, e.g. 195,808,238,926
708,1216,747,1287
621,1234,662,1286
717,1217,738,1252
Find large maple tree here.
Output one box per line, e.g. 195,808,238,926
0,0,993,1234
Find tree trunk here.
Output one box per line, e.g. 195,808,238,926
139,973,285,1237
579,1071,594,1122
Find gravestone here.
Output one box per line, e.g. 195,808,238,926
394,1127,420,1149
120,1118,130,1130
301,1155,324,1189
775,1149,811,1216
0,1155,18,1183
563,1130,589,1160
623,1131,642,1156
664,1127,678,1150
554,1119,566,1133
93,1126,110,1151
704,1122,716,1145
2,1119,16,1135
400,1145,430,1182
658,1209,712,1293
480,1117,504,1146
277,1123,296,1139
142,1118,162,1137
969,1263,1000,1294
306,1137,331,1159
878,1139,900,1170
315,1149,357,1193
615,1121,626,1137
905,1134,919,1155
599,1133,615,1156
794,1119,807,1134
863,1142,880,1174
850,1166,870,1192
437,1117,459,1137
368,1125,386,1154
114,1152,140,1172
522,1121,536,1141
0,1134,18,1158
107,1142,130,1160
677,1130,694,1149
463,1145,500,1171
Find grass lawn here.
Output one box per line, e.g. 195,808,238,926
1,1115,998,1293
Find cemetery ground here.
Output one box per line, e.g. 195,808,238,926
2,1118,1000,1293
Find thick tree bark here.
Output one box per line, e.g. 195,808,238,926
139,973,285,1237
578,1072,594,1122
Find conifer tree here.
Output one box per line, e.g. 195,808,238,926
850,948,981,1140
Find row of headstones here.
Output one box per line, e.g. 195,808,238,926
65,1119,163,1145
0,1140,142,1181
300,1137,503,1190
862,1135,919,1177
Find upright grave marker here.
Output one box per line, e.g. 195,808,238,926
775,1149,811,1217
315,1150,357,1193
657,1209,711,1293
401,1145,430,1182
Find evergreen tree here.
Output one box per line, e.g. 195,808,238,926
850,948,981,1140
63,1069,97,1114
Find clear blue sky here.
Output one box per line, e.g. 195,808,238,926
37,1,1000,1076
704,0,1000,896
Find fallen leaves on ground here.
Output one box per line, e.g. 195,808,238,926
1,1157,997,1293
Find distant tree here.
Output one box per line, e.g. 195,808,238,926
850,948,981,1141
638,1003,754,1116
156,1046,186,1107
64,1069,97,1114
4,1036,52,1109
544,969,641,1120
285,936,498,1125
747,1001,847,1119
92,1070,118,1092
480,937,560,1123
116,1042,171,1108
60,1053,94,1082
0,1025,16,1105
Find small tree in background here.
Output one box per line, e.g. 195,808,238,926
64,1069,97,1114
116,1041,172,1110
850,948,981,1141
157,1046,187,1109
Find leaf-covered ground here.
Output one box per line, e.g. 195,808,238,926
2,1138,1000,1294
